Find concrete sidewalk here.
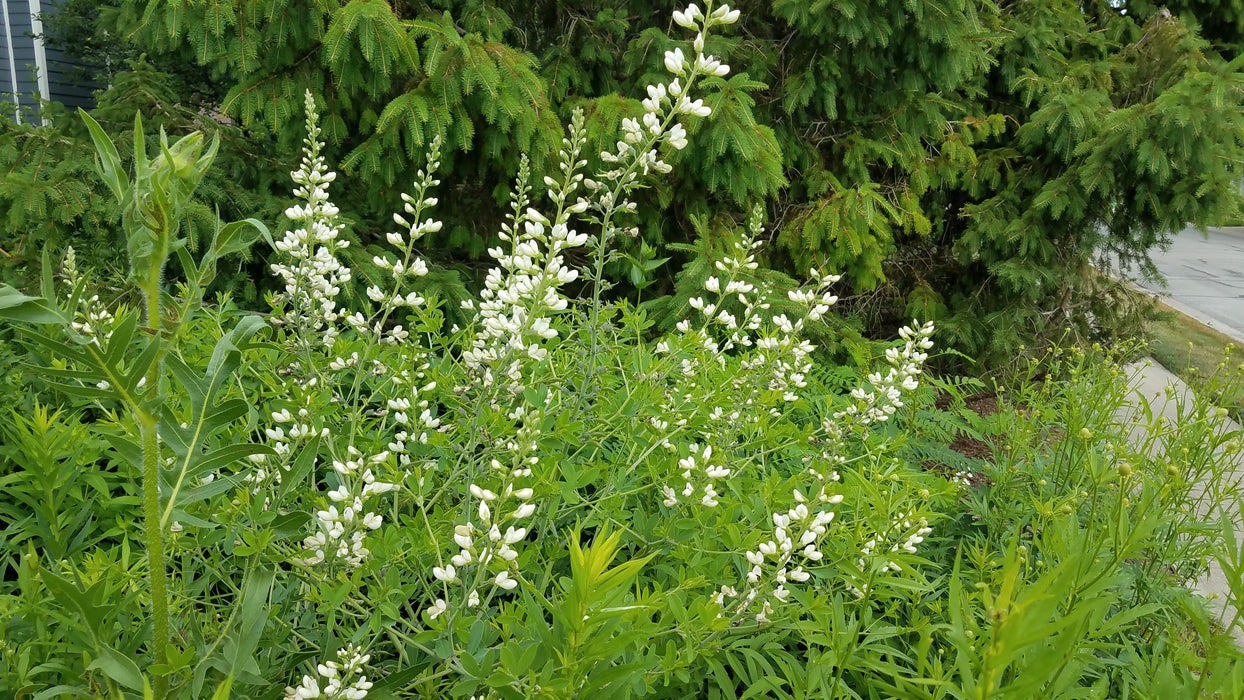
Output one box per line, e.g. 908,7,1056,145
1123,359,1244,644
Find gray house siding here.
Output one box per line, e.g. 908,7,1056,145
1,0,98,122
2,0,42,118
45,44,98,108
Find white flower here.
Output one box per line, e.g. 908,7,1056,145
453,525,474,549
672,6,699,29
664,48,687,75
494,571,518,590
427,599,448,619
678,96,711,117
712,5,740,24
271,92,351,345
286,643,374,699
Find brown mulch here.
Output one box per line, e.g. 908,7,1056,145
949,393,997,461
924,392,1000,487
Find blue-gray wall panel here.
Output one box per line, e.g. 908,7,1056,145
3,0,98,115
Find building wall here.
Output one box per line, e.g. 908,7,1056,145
1,0,43,120
1,0,98,122
45,42,99,109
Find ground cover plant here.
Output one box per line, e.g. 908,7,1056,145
3,4,1244,699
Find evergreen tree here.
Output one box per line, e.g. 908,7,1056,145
5,0,1242,366
897,3,1244,364
1115,0,1244,53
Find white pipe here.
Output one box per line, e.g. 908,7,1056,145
1,0,20,123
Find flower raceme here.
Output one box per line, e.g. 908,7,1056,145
660,207,855,512
62,248,117,349
426,407,541,621
271,91,351,350
296,446,398,567
284,644,373,699
836,320,937,427
459,1,740,395
260,2,943,692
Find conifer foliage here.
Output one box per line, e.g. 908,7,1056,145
5,0,1244,362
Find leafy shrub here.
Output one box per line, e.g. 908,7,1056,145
1,4,1244,699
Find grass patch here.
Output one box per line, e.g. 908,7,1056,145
1145,298,1244,416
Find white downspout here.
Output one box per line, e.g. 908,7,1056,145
27,0,49,124
1,0,20,123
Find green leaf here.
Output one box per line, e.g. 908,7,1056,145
86,645,147,691
277,435,322,502
209,218,269,261
0,286,66,324
78,109,127,203
209,676,234,700
230,567,275,676
206,315,266,388
270,511,312,540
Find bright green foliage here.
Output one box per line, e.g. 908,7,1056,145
3,0,1241,373
100,0,1244,365
3,13,1244,691
766,0,997,288
104,0,784,277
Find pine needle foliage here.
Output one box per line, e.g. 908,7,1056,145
103,0,784,275
9,0,1244,367
0,61,280,295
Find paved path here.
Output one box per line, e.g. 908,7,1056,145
1108,228,1244,642
1126,226,1244,343
1124,360,1244,645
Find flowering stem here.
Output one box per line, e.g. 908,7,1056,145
583,71,701,394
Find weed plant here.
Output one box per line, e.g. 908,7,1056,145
1,4,1244,698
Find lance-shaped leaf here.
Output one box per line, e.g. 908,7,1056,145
197,567,276,689
78,109,127,203
16,311,160,409
276,434,322,503
159,314,271,525
197,218,270,289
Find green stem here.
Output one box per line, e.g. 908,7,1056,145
143,279,171,698
583,54,706,397
141,410,171,699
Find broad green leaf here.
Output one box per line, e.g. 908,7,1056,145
0,286,65,324
86,646,146,691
